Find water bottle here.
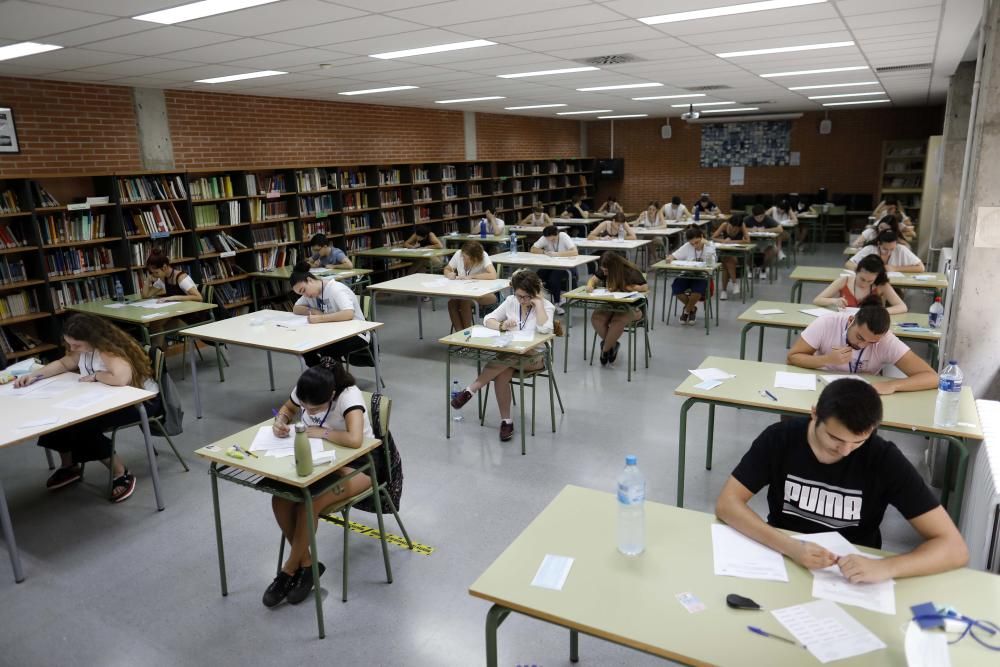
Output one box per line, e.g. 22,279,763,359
703,242,716,266
510,231,518,255
451,379,464,421
114,278,125,303
617,225,625,241
294,422,314,476
479,218,488,238
617,455,646,556
929,297,944,329
934,361,963,427
694,207,700,222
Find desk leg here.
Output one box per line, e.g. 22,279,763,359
485,604,511,667
252,278,259,311
190,339,203,419
757,326,765,362
677,398,697,507
0,479,24,583
563,305,570,373
941,436,970,523
301,491,326,639
417,295,424,340
739,323,753,360
705,403,716,471
660,272,668,323
519,359,526,456
209,465,228,596
790,281,802,303
140,324,151,347
446,349,452,439
714,266,720,331
570,629,580,663
266,350,275,391
137,403,165,511
371,330,386,389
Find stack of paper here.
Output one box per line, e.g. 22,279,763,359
800,307,835,318
670,260,706,267
755,308,784,315
689,367,735,391
914,274,936,281
711,524,789,581
774,371,816,391
467,325,500,338
772,599,886,663
886,271,905,278
794,532,896,615
249,426,324,459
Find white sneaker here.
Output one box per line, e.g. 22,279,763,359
758,268,768,280
731,282,741,296
778,249,787,261
554,305,565,315
720,289,728,301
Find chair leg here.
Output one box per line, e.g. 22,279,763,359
589,324,599,366
44,448,55,470
215,342,226,383
550,367,565,413
481,384,490,426
547,371,556,433
277,534,286,575
530,377,536,437
382,492,412,548
179,338,187,381
157,425,190,472
341,507,351,603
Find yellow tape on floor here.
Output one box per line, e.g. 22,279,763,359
321,515,435,556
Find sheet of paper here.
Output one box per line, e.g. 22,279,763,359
689,368,735,382
131,299,174,309
821,374,870,385
772,599,886,664
313,450,336,465
468,325,501,338
694,379,722,391
904,621,951,667
18,416,61,429
774,371,816,391
711,524,788,582
811,571,896,615
670,260,706,267
800,307,835,318
530,554,574,591
55,389,115,410
511,331,535,342
270,315,309,329
249,426,294,451
755,308,784,315
4,376,60,394
103,303,127,309
261,439,324,458
610,291,640,299
886,271,905,278
914,274,936,282
591,288,609,295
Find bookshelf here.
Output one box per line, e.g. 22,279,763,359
879,140,927,223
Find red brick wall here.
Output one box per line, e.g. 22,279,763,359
587,107,944,211
0,76,142,175
476,112,582,159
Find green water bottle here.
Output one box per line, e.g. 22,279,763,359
294,422,313,477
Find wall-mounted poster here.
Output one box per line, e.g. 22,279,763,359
0,108,19,153
700,121,790,167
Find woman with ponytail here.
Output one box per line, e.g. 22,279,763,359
289,261,371,366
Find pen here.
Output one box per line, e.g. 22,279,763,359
234,444,258,459
761,389,778,401
748,626,804,648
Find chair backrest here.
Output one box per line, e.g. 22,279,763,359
143,344,165,384
360,294,372,320
362,390,390,435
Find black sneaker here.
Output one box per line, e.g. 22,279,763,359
688,307,698,325
600,349,610,366
679,311,689,324
262,571,296,608
46,465,82,491
609,342,620,364
286,562,326,605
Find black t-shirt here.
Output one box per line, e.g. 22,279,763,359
695,200,717,212
749,215,779,229
731,418,939,548
565,203,587,217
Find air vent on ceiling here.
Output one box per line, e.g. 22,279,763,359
741,100,773,105
875,63,932,73
683,85,732,91
573,54,645,66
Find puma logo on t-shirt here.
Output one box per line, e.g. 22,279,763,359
782,475,862,529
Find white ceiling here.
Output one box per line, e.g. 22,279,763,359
0,0,983,117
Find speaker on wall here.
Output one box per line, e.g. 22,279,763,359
661,119,672,139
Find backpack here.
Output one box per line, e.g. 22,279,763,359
156,365,185,436
355,392,403,513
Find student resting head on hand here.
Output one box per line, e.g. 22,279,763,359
289,262,371,367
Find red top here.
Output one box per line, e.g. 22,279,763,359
840,279,876,307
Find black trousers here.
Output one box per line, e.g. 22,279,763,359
304,335,371,367
37,398,162,465
536,269,575,302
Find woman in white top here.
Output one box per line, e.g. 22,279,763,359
531,224,578,304
597,196,623,215
846,230,924,273
265,359,376,607
661,196,690,222
634,201,665,228
851,215,910,249
519,205,551,227
443,241,498,331
290,262,371,366
14,314,160,503
872,198,916,240
450,270,554,442
470,209,505,236
588,212,636,240
667,226,712,325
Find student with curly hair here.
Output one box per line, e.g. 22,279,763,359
443,240,498,331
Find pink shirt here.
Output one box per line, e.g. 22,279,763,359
800,311,909,374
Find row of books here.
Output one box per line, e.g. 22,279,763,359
254,246,298,272
190,175,234,200
0,257,28,285
245,173,289,196
0,290,39,320
32,183,59,207
123,202,186,236
215,280,252,306
1,189,21,214
443,203,461,218
0,325,42,356
415,206,432,223
130,237,184,267
117,175,186,203
302,221,333,240
470,165,485,179
344,236,372,252
443,184,460,199
193,201,240,227
383,231,406,246
250,200,290,222
45,247,116,277
50,276,113,310
0,221,30,248
413,186,433,202
380,190,403,206
340,169,368,188
197,232,247,255
251,221,295,245
381,210,405,227
342,192,370,211
412,168,430,183
299,194,336,218
38,212,108,245
378,169,401,185
345,214,370,232
200,258,245,283
441,165,457,181
295,168,336,192
469,184,484,196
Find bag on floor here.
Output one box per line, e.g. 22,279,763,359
157,367,185,436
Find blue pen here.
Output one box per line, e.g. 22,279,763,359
760,389,778,401
748,626,804,648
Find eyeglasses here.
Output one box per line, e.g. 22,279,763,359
514,292,532,301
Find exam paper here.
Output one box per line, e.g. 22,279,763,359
131,299,174,309
55,387,116,410
800,307,835,318
468,325,500,338
914,274,936,282
689,368,735,382
530,554,574,591
772,599,886,664
609,291,640,299
511,331,535,342
821,374,869,385
755,308,784,315
103,303,126,309
711,524,788,582
794,532,896,615
18,416,61,429
886,271,905,279
693,379,722,391
774,371,816,391
904,621,951,667
270,315,309,329
670,260,706,267
249,426,322,452
263,440,323,458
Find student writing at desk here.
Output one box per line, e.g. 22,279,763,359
290,262,371,367
588,212,636,240
666,226,711,323
402,224,446,275
634,201,665,228
443,241,498,331
586,252,647,367
141,249,204,349
519,204,551,227
692,194,720,218
712,213,750,300
813,255,907,314
470,209,505,236
846,230,925,273
562,195,588,219
661,196,690,222
305,233,352,269
787,298,938,394
871,197,916,241
530,225,578,306
747,204,782,276
716,380,968,583
13,314,161,503
850,215,910,249
596,196,622,215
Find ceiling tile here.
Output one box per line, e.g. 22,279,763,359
76,56,198,77
182,0,367,37
323,0,444,10
42,19,155,48
161,37,301,63
387,0,587,25
25,1,179,16
14,47,137,69
0,0,111,41
851,21,939,39
84,26,239,56
223,47,357,70
262,14,426,47
835,0,942,17
844,5,941,28
448,4,624,39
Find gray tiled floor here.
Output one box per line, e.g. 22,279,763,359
0,246,939,666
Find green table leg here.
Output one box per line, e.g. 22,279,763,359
547,346,556,432
757,326,765,362
209,465,228,596
705,403,716,471
445,349,452,439
677,397,697,507
739,323,754,360
266,350,274,391
140,324,151,347
302,491,326,639
563,304,570,373
519,359,526,455
485,604,511,667
570,629,580,663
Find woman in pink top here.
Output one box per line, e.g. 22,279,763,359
786,298,938,395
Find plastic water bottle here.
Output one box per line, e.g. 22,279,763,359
934,361,964,427
704,242,716,266
114,278,125,303
929,297,944,329
294,422,314,476
617,225,625,241
510,231,518,255
479,218,488,237
694,207,701,222
617,455,646,556
451,379,464,421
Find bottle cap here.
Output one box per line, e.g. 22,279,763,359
625,455,637,466
294,422,306,433
948,360,957,365
934,296,942,302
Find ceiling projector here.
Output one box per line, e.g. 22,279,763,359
681,104,700,121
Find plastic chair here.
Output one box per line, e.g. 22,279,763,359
823,206,848,244
589,303,652,382
481,340,564,446
345,295,386,388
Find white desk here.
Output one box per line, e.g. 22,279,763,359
574,238,651,265
489,251,598,291
180,312,385,418
0,373,161,582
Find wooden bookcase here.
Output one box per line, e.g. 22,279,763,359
879,139,926,223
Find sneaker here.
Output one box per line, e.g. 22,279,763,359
421,296,432,303
499,421,515,442
46,465,82,491
687,307,698,325
554,305,565,316
778,249,787,260
679,311,689,324
720,289,728,301
600,348,610,366
262,570,296,608
758,268,768,280
609,342,620,364
451,389,473,410
110,469,136,503
731,282,741,296
286,562,326,605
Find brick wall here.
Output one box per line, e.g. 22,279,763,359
0,76,142,175
587,107,945,212
476,112,582,159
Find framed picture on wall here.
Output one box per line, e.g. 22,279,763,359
0,107,20,153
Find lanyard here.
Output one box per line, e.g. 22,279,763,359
83,351,96,376
845,325,866,373
518,304,533,330
304,400,333,427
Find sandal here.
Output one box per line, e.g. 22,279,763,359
111,469,136,504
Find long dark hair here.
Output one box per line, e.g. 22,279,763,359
296,357,356,406
64,314,153,388
599,251,641,292
865,216,901,247
856,254,889,286
144,247,172,270
289,261,317,289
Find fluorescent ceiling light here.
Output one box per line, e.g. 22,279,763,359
701,107,760,113
134,0,278,24
435,96,505,104
597,114,648,119
370,39,495,60
0,42,62,62
762,65,869,78
808,91,884,100
640,0,825,25
504,104,568,110
718,41,854,58
632,93,706,101
576,83,662,91
789,81,880,90
339,85,418,96
822,99,890,106
670,101,735,108
195,70,286,83
556,110,613,115
498,66,598,79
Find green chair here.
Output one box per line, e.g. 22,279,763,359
177,284,228,382
481,340,564,449
589,302,652,381
345,295,386,389
823,205,848,244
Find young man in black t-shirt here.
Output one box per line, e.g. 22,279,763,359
716,379,968,584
